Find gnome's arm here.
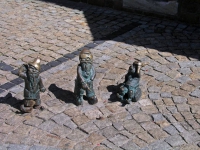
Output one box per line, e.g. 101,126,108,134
91,65,96,81
18,64,28,79
39,76,46,92
77,65,88,90
77,65,85,83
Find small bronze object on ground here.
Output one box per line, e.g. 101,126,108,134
117,61,143,104
74,49,98,105
19,57,46,113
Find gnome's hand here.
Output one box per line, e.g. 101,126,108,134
40,87,46,92
82,82,88,90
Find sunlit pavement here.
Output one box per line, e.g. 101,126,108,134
0,0,200,149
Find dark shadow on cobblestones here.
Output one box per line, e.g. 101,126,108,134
38,0,200,61
48,84,76,105
107,84,120,102
107,84,133,106
0,93,22,112
39,0,140,40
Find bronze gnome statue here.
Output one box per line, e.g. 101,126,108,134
74,49,98,105
117,61,142,104
19,57,46,113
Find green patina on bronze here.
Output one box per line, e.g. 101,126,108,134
19,57,46,113
74,49,98,105
117,61,143,104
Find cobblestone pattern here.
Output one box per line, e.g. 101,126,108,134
0,0,200,150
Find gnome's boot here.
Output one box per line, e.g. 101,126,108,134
76,95,83,106
126,90,134,104
88,95,98,105
117,93,124,101
33,99,44,110
117,86,128,102
21,100,35,113
133,87,141,102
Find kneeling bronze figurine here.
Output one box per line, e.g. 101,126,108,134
19,57,46,113
74,49,98,105
117,61,143,104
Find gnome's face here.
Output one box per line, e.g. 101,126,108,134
81,62,92,73
129,65,136,74
28,65,39,74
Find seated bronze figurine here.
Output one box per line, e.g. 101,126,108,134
117,61,143,104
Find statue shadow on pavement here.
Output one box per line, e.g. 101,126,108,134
48,84,76,105
107,84,129,106
0,93,23,113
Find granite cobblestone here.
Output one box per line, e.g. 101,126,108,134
0,0,200,149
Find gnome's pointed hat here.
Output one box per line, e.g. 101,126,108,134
29,57,41,71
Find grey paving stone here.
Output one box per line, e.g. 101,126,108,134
38,120,58,132
163,113,177,123
154,65,170,73
148,93,160,100
163,125,179,135
176,104,190,112
63,119,77,130
102,140,123,150
120,140,139,150
155,74,171,82
113,122,124,131
160,92,172,98
29,145,47,150
173,123,187,133
94,119,112,130
79,122,99,134
51,113,70,125
126,105,141,115
73,141,94,150
190,89,200,98
0,145,7,150
148,140,172,150
24,117,44,127
133,113,152,123
178,62,194,68
172,96,187,104
176,76,191,84
152,113,165,122
179,68,192,75
66,129,88,142
102,126,118,139
7,144,29,150
109,134,129,147
165,135,186,147
45,147,62,150
147,86,161,93
165,56,177,62
167,106,178,114
181,131,200,144
181,121,194,131
140,121,160,131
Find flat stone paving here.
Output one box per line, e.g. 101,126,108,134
0,0,200,149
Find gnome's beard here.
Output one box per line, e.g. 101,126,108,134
82,62,92,75
28,66,39,89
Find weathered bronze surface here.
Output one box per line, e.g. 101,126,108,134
117,61,142,104
19,57,46,113
74,49,98,105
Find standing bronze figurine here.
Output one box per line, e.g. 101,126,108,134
117,61,143,104
19,57,46,113
74,49,98,105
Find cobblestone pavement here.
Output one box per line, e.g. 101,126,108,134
0,0,200,150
